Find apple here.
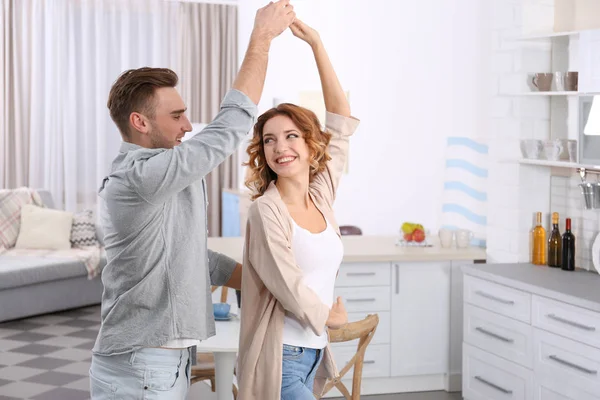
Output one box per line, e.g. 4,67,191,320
412,229,425,243
403,233,413,242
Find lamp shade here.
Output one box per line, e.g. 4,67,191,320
584,96,600,136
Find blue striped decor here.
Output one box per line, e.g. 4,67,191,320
441,204,487,225
447,137,489,154
441,137,489,249
445,159,488,178
443,181,487,201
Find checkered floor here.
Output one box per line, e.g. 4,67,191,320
0,306,461,400
0,306,100,400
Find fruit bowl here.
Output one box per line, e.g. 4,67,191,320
396,222,432,247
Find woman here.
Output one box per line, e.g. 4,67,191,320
237,19,360,400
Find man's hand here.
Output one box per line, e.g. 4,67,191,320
252,0,296,43
326,296,348,329
289,19,321,48
232,0,295,104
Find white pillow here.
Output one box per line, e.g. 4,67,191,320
15,204,74,250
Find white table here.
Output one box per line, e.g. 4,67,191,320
196,316,240,400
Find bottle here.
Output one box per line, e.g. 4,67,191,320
561,218,575,271
547,212,562,268
532,212,547,265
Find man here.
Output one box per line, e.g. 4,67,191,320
89,2,296,398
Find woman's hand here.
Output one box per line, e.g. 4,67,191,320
326,296,348,329
289,19,321,48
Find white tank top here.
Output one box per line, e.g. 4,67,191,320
282,218,344,349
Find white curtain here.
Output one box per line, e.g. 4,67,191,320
1,0,31,189
179,2,238,236
10,0,179,210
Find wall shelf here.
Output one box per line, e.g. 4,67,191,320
518,158,600,173
506,91,581,96
514,30,581,40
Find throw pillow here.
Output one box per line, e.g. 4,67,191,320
70,209,99,247
0,187,44,249
15,204,73,250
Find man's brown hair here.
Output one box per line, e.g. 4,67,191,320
107,67,178,137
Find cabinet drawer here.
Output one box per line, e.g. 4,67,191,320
464,275,531,323
330,343,390,378
335,286,390,313
533,328,600,395
463,343,533,400
532,295,600,349
464,304,533,368
336,263,390,287
332,311,389,346
534,374,600,400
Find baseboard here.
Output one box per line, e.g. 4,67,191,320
321,374,446,397
445,372,462,392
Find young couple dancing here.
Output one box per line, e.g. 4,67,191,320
91,1,359,399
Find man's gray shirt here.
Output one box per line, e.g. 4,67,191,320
92,89,257,355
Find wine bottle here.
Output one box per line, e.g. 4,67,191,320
532,212,547,265
561,218,575,271
548,212,562,268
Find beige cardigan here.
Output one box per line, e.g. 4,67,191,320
237,112,360,399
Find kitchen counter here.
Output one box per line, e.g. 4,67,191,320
462,262,600,312
208,235,487,264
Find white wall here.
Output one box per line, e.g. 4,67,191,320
237,0,490,236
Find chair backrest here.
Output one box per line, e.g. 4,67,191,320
211,286,229,304
339,225,362,236
322,314,379,400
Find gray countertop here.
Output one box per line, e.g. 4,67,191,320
462,263,600,313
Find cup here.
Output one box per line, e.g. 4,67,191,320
455,229,473,248
439,229,454,248
213,302,230,318
544,140,563,161
567,140,578,162
520,139,542,159
580,182,595,210
564,71,579,91
554,72,564,91
532,73,553,92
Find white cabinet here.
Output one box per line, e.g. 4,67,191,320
463,343,533,400
390,261,450,376
332,262,392,385
463,265,600,400
534,373,600,400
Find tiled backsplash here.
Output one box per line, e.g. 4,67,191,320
550,175,599,272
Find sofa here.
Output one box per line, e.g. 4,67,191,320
0,190,106,322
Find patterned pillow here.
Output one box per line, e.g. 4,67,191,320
0,187,44,249
70,209,99,248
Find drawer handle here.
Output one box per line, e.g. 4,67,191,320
347,272,376,277
547,314,597,332
548,355,598,375
475,327,514,343
475,290,515,305
363,360,375,364
474,376,513,394
347,298,376,302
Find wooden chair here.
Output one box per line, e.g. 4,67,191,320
321,314,379,400
211,285,229,303
339,225,363,236
190,286,238,398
